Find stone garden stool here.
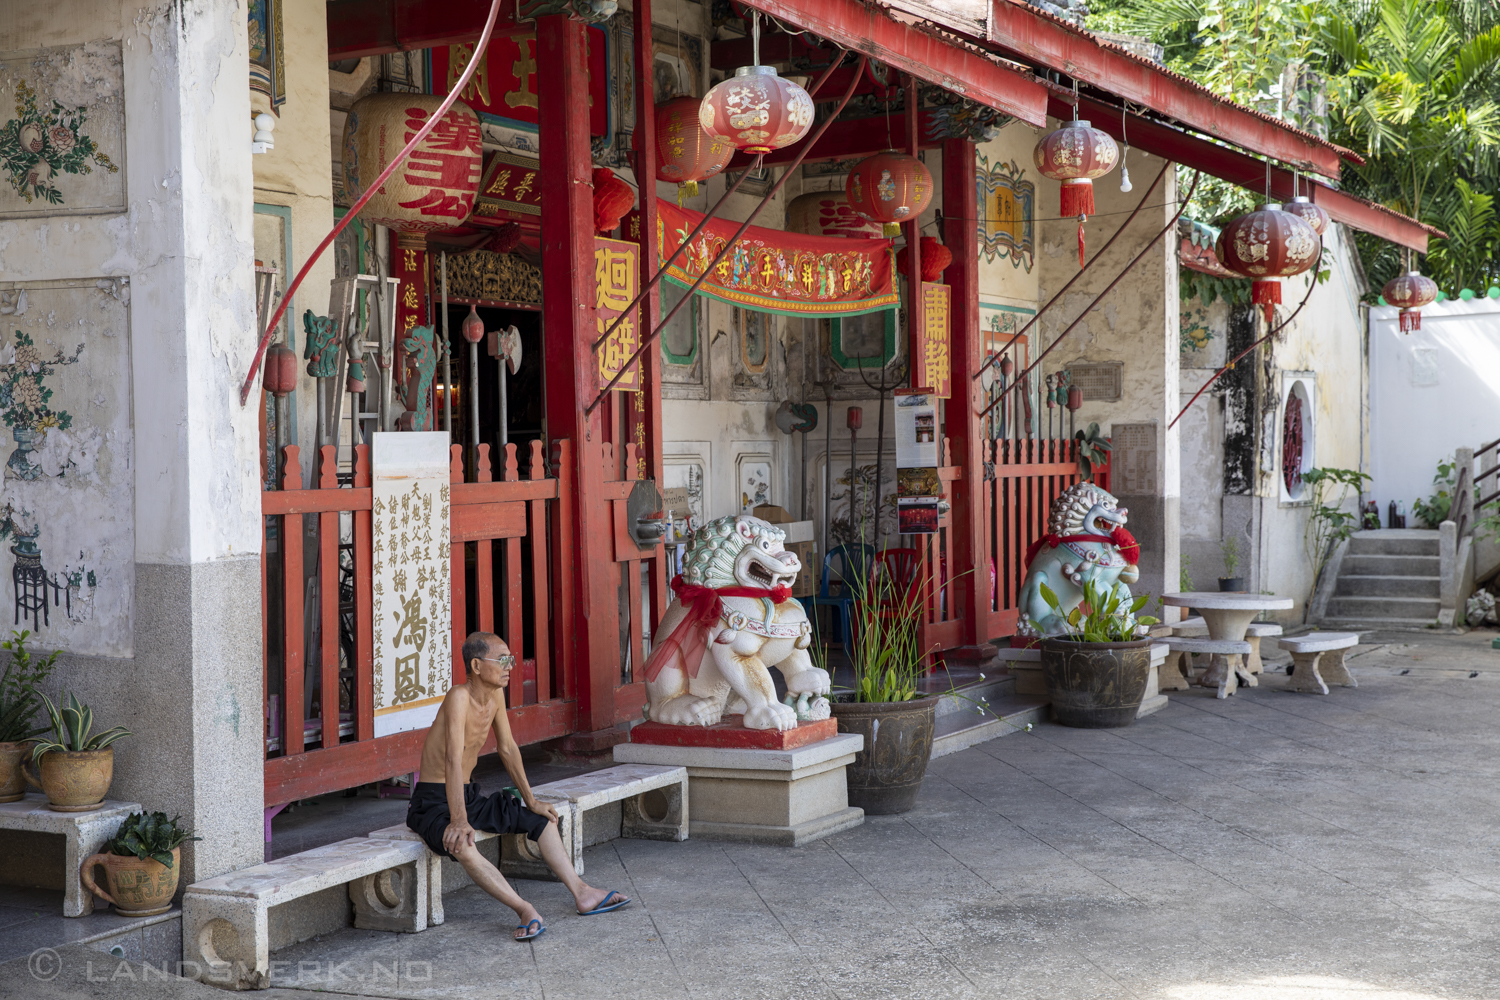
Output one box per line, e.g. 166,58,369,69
1172,619,1283,674
0,794,141,917
1163,638,1252,697
1278,632,1360,695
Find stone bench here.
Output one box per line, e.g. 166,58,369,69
0,794,141,917
1170,619,1282,674
182,836,431,990
1279,632,1360,695
1163,637,1254,698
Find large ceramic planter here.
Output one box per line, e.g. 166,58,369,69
0,742,29,803
22,747,114,812
831,695,936,815
80,847,180,917
1040,637,1154,728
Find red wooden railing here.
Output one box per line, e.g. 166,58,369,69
261,437,659,807
913,441,962,664
983,437,1085,640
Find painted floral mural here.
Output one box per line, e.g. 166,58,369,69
0,81,117,206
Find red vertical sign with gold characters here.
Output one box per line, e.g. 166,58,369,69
594,236,640,393
916,282,952,399
393,236,429,388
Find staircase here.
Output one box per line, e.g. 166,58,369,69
929,669,1047,758
1322,529,1441,628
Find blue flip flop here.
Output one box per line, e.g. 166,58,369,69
577,890,630,916
515,918,546,941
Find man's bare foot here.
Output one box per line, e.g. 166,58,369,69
574,886,631,915
513,902,545,940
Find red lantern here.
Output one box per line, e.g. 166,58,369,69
656,97,734,197
461,304,485,345
1215,203,1321,324
263,343,298,398
845,151,934,238
896,237,954,283
1033,118,1119,266
1284,195,1330,236
699,66,814,156
1383,271,1439,332
593,168,634,235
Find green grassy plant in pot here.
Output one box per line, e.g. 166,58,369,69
0,630,60,802
81,812,199,917
828,557,937,815
1038,580,1158,728
24,692,131,812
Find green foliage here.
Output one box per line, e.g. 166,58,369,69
1038,579,1159,643
842,553,957,704
1413,456,1457,528
1221,536,1241,576
106,812,200,870
1181,268,1252,308
1303,467,1373,598
1074,422,1112,481
0,630,59,744
1180,553,1195,592
31,691,131,761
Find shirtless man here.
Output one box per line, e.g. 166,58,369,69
406,631,630,941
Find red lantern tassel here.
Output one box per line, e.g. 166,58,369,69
1400,308,1421,332
1061,179,1094,267
1251,279,1281,325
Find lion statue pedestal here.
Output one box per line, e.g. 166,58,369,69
614,514,866,845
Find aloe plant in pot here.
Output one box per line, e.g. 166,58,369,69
24,692,131,812
1038,579,1159,729
0,630,60,802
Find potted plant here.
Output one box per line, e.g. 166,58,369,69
828,557,938,815
0,630,59,802
80,812,199,917
23,691,130,812
1037,580,1159,728
1218,536,1244,592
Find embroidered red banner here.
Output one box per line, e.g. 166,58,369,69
656,200,898,317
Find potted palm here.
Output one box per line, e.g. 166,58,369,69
828,556,937,815
0,631,60,802
1038,580,1159,728
81,812,200,916
1218,537,1244,592
23,692,131,811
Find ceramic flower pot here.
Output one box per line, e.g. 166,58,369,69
830,695,937,815
0,742,29,803
1039,637,1154,728
1218,577,1246,592
80,847,180,917
22,747,113,812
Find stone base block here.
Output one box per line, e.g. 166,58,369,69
349,862,425,933
629,717,836,749
613,735,863,847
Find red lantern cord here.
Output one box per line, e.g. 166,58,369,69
238,0,505,406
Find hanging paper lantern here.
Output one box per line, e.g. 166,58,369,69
785,192,881,239
461,304,485,344
1283,195,1330,236
845,151,933,237
593,167,634,235
1214,203,1321,324
1383,271,1439,332
1032,118,1119,266
699,66,814,156
262,343,298,398
342,94,483,241
896,236,953,283
656,97,734,197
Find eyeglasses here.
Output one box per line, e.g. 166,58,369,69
477,654,515,668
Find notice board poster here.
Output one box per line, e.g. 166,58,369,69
894,390,939,534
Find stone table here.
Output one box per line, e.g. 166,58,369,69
1160,592,1293,698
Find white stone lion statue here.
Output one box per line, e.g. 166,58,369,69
642,514,831,731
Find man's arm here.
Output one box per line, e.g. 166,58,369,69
441,689,477,854
491,702,559,824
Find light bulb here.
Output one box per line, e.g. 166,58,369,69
1119,166,1132,193
252,112,275,154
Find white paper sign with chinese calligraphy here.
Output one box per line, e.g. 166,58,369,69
371,432,453,738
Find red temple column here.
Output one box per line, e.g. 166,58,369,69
942,137,992,659
538,14,617,733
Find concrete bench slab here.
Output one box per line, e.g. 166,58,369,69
182,836,429,990
1165,638,1254,699
0,794,141,917
1279,632,1360,695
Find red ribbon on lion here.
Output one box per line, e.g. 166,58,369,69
641,575,793,682
1023,526,1140,570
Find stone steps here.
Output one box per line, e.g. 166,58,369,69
1343,554,1440,576
1319,529,1443,628
1345,531,1440,557
1335,573,1440,598
931,674,1047,758
1324,595,1441,619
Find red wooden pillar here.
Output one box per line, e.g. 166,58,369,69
539,14,617,733
904,76,923,378
942,137,990,655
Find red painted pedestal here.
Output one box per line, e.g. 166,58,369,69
628,716,837,750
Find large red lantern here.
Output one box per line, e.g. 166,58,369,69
1215,203,1321,324
785,191,882,238
1383,271,1439,332
593,168,634,235
1283,195,1330,236
1033,117,1119,266
342,94,483,244
656,97,734,197
896,236,953,283
699,66,814,156
845,151,933,237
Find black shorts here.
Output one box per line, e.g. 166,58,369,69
405,781,551,859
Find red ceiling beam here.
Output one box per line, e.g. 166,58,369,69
988,0,1352,179
327,0,522,59
736,0,1047,126
726,109,942,172
1061,95,1437,252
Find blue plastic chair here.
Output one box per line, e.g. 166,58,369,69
807,544,876,653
